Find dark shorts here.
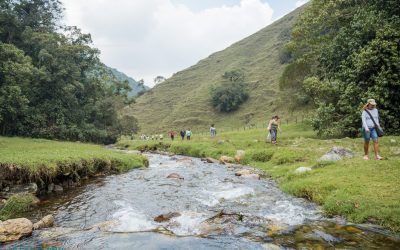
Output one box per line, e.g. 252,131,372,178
362,127,378,142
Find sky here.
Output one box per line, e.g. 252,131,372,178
62,0,309,87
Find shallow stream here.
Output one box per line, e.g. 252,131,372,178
6,154,400,249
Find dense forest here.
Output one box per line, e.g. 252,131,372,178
0,0,138,144
280,0,400,137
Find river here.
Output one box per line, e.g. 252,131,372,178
5,154,400,249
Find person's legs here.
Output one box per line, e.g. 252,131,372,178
370,129,382,159
362,128,371,159
270,129,277,144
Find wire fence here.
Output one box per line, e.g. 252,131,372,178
193,115,309,136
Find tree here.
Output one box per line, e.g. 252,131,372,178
281,0,400,136
0,0,141,144
153,76,166,85
210,71,249,112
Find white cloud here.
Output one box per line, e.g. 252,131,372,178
62,0,273,86
295,0,309,8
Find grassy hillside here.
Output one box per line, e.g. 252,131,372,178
130,7,304,133
117,124,400,232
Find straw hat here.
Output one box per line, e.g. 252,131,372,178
367,99,377,106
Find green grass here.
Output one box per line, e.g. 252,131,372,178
0,136,148,183
117,123,400,232
129,6,306,133
0,193,38,221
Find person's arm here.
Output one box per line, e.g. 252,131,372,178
267,120,272,130
361,110,369,131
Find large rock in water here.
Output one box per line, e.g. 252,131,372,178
319,147,355,162
33,215,55,230
0,218,33,243
167,173,184,180
219,156,235,164
154,212,181,223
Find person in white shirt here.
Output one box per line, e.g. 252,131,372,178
361,99,383,160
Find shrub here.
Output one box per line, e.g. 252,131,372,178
210,82,249,112
271,149,305,165
250,149,275,162
0,193,37,220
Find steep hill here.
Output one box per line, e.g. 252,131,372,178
108,67,150,97
130,7,304,133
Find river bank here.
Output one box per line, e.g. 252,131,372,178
117,124,400,233
3,153,400,249
0,136,148,225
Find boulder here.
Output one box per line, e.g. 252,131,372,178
319,153,342,162
37,227,78,239
241,174,260,180
319,147,355,162
0,218,33,243
167,173,184,180
176,157,192,163
217,140,225,145
219,156,235,164
294,167,312,174
154,212,181,223
33,215,54,230
206,157,219,164
234,150,246,163
47,183,54,193
1,183,38,198
235,169,252,176
53,185,63,193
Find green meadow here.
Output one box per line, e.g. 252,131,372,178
0,137,148,180
118,124,400,232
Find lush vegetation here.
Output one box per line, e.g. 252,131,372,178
0,136,148,184
118,124,400,232
210,70,249,112
0,193,38,220
280,0,400,137
130,7,304,133
0,0,139,144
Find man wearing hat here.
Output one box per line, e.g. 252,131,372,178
361,99,383,160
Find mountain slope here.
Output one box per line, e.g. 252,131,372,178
130,7,304,133
109,67,150,97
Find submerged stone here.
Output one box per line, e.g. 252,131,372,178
33,215,54,230
0,218,33,243
154,212,181,223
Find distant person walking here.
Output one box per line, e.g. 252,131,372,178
267,115,281,145
180,130,186,140
186,129,192,140
210,124,216,138
168,131,176,141
362,99,383,160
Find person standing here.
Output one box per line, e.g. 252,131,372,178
210,124,216,138
186,129,192,140
168,131,176,141
362,99,383,160
180,130,186,140
267,115,281,145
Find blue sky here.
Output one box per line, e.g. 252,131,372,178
63,0,308,86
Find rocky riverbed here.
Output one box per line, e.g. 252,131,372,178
2,153,399,249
